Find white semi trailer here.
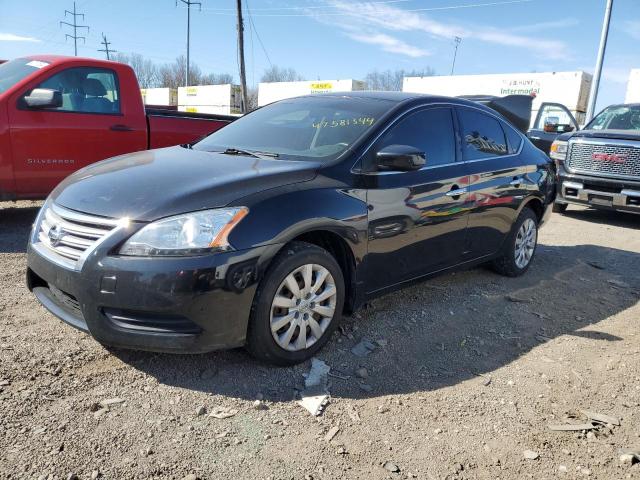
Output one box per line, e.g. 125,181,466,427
258,79,366,107
403,71,592,126
178,84,242,115
625,69,640,104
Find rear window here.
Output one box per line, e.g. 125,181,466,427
0,58,49,94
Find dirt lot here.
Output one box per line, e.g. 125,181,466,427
0,201,639,480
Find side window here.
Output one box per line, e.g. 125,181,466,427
35,67,120,114
375,107,456,168
458,108,507,160
503,122,523,154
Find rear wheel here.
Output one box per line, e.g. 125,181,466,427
246,242,344,365
491,207,538,277
553,202,568,214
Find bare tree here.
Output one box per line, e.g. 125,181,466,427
365,67,435,91
201,72,234,85
260,65,304,83
114,52,159,88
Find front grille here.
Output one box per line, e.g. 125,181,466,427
566,141,640,178
37,204,120,263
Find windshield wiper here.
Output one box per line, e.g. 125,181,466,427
220,147,279,159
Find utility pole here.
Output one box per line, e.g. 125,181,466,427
236,0,249,113
60,1,89,56
586,0,614,123
98,33,116,60
451,36,462,75
177,0,201,86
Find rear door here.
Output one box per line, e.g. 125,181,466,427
527,102,578,155
364,106,471,292
457,106,529,259
8,65,146,196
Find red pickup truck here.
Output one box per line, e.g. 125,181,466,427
0,55,235,200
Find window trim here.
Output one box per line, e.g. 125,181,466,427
17,66,123,116
355,103,461,175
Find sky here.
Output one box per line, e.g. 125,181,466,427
1,0,639,110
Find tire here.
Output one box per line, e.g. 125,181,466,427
552,202,568,214
246,241,345,365
491,207,539,277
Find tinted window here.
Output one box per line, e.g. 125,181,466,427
36,67,120,114
374,107,456,168
0,58,46,94
458,108,507,160
503,122,523,154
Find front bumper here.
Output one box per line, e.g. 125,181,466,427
27,234,282,354
556,166,640,214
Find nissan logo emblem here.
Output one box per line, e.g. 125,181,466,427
48,225,64,247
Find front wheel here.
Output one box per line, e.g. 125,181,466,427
491,207,538,277
246,242,344,365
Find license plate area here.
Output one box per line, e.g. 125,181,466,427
589,194,613,207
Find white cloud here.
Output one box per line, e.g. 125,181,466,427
347,32,429,58
317,1,571,61
0,32,40,42
621,20,640,40
511,18,579,33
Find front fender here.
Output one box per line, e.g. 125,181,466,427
228,184,369,266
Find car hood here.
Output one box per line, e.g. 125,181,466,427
52,146,319,221
571,129,640,142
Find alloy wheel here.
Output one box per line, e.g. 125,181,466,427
514,218,537,269
269,264,337,352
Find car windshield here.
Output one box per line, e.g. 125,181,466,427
586,105,640,131
193,96,394,161
0,58,50,94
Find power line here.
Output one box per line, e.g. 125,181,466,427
451,36,462,75
196,0,536,17
60,1,89,56
245,0,272,69
98,33,116,60
177,0,202,86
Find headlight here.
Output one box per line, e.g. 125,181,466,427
119,207,248,256
549,140,568,161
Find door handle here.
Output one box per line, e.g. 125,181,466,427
528,136,541,141
445,187,468,197
510,177,522,187
110,124,134,132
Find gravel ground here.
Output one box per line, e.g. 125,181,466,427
1,201,639,480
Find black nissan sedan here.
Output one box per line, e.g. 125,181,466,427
27,92,555,365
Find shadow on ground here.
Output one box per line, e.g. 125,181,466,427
0,204,40,254
112,242,639,402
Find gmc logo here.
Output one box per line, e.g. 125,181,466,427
591,152,628,163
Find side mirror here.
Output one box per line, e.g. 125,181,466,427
23,88,63,109
543,116,560,133
376,144,426,171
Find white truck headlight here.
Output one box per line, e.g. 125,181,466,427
550,140,568,161
119,207,248,256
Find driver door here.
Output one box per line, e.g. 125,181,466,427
8,66,146,196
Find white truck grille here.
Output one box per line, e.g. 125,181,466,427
566,141,640,179
37,204,120,263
